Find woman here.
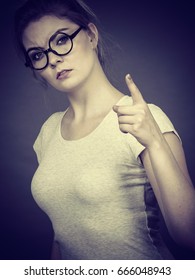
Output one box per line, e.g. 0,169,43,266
14,0,195,259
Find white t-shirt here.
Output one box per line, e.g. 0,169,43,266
31,95,179,259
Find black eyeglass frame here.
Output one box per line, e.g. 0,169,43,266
25,26,83,70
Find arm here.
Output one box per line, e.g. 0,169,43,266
141,131,195,249
113,74,195,250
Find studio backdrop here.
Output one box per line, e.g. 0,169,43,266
0,0,195,259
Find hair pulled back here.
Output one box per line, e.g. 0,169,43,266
14,0,106,68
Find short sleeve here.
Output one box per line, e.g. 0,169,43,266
32,111,65,164
126,104,181,161
33,128,43,164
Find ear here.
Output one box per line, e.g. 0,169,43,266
87,22,98,48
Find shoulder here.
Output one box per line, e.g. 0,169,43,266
39,110,66,142
37,111,66,139
121,96,180,159
121,95,174,125
147,104,179,138
36,111,64,141
41,111,65,131
117,95,133,106
33,111,65,163
119,95,171,122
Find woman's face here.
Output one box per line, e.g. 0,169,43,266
23,15,98,92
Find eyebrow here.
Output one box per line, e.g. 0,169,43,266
56,27,69,32
49,27,69,41
26,27,70,52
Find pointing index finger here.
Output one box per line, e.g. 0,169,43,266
126,74,145,104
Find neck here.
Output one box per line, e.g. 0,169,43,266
65,67,123,122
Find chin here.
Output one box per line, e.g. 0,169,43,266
56,74,91,93
51,80,80,94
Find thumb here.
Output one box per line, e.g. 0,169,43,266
126,74,145,104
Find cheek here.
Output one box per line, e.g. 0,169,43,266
75,45,98,78
73,35,96,65
37,39,97,89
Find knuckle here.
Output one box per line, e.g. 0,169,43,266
137,116,143,124
132,124,139,133
135,112,145,124
118,116,124,123
138,103,147,112
136,109,146,123
119,124,129,133
141,109,146,116
138,107,146,116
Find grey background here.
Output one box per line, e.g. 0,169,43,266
0,0,195,259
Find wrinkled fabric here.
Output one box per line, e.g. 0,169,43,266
31,95,178,259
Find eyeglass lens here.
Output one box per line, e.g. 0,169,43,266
27,32,72,70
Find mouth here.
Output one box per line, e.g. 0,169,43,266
56,69,72,80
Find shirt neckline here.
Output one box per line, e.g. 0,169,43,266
58,95,129,144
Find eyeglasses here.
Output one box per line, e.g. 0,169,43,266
25,26,83,70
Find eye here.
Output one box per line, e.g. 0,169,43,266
30,51,45,62
56,34,69,46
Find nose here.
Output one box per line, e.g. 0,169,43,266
48,50,64,68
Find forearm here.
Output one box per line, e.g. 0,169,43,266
115,74,195,248
145,135,195,248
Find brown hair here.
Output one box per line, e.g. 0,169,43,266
14,0,106,69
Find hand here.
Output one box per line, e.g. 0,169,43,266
113,74,163,148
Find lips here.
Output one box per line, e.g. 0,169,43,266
56,69,72,80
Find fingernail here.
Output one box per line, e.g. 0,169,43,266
113,105,118,112
127,74,132,80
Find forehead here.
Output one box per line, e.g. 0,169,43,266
23,15,76,49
